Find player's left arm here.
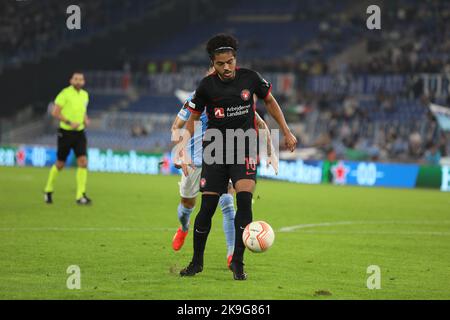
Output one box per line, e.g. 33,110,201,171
255,113,272,156
255,112,278,174
263,93,297,152
84,94,90,127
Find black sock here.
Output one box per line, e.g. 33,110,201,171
192,194,219,266
233,191,253,264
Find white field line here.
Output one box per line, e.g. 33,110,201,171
299,230,450,236
1,221,450,236
278,220,450,233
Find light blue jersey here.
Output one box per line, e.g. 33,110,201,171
177,92,208,167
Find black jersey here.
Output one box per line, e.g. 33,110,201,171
187,68,272,133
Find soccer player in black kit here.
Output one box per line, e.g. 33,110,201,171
179,34,297,280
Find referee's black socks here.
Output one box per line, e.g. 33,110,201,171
192,194,219,266
233,191,253,264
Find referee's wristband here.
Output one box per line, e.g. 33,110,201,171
64,120,71,125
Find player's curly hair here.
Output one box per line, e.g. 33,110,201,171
206,34,239,59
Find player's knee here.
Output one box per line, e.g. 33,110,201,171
77,156,88,168
234,179,255,194
55,161,65,170
194,194,220,230
181,197,196,209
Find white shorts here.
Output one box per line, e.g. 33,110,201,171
178,166,202,198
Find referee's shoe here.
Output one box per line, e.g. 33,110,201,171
76,193,92,205
44,192,53,204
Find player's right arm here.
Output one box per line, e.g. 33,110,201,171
171,101,191,134
171,107,188,172
51,104,80,130
170,115,187,149
185,112,201,139
171,96,195,144
186,79,208,129
176,81,208,175
172,100,196,175
52,90,80,130
171,116,186,132
176,112,201,176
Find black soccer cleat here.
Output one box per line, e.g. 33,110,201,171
76,193,92,205
230,261,247,280
44,192,53,204
180,262,203,277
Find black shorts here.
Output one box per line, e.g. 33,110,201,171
199,156,257,195
57,128,87,162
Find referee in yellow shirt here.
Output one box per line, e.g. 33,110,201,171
44,71,92,205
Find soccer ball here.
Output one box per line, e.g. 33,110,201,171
242,221,275,253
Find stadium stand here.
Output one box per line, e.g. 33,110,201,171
1,0,449,163
0,0,160,70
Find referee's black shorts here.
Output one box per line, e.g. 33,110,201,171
57,128,87,162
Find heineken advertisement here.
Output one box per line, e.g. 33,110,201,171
0,145,449,191
88,148,160,174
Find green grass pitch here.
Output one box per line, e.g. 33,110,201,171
0,166,449,299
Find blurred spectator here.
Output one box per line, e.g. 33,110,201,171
423,143,441,165
131,124,148,137
162,60,176,73
147,62,158,75
342,96,359,119
408,132,423,159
